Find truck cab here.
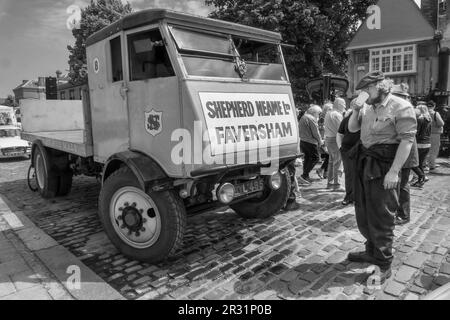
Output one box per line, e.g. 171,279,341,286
22,9,300,262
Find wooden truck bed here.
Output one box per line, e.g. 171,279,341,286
21,130,93,157
20,99,94,158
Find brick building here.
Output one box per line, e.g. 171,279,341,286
57,82,87,100
12,78,46,102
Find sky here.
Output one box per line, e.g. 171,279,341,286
0,0,212,97
0,0,423,98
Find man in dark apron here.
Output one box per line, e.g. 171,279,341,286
347,71,417,284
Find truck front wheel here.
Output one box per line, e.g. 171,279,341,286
99,167,186,263
230,169,291,219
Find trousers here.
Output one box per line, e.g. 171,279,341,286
341,149,355,202
300,141,320,178
397,168,411,220
325,137,342,185
353,144,399,268
412,148,430,179
427,134,441,169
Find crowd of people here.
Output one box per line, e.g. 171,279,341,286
288,71,447,284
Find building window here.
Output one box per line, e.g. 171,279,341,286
69,89,75,100
354,51,369,64
60,91,65,100
439,0,447,15
369,45,416,74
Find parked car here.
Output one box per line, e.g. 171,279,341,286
0,125,31,159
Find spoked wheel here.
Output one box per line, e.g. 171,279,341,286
27,164,38,192
99,167,186,263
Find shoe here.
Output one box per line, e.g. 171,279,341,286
424,176,429,183
347,251,376,264
327,183,341,189
429,168,440,175
323,171,328,179
304,176,313,184
298,175,312,185
316,169,324,179
409,176,418,184
378,267,392,285
284,200,301,211
411,180,424,188
394,216,410,225
341,199,353,206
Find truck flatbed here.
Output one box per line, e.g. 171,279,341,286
20,99,93,158
21,130,93,158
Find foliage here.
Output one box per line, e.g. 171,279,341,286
2,95,17,108
205,0,377,104
67,0,132,85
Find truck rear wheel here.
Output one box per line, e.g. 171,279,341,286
230,169,291,219
99,167,186,263
34,145,59,199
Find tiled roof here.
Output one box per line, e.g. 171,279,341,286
13,80,43,90
346,0,435,51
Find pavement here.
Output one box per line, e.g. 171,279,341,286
0,156,450,300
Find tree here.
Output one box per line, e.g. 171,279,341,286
205,0,376,104
67,0,133,85
2,95,17,108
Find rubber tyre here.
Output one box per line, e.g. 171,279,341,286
33,145,59,199
230,169,291,219
98,167,186,263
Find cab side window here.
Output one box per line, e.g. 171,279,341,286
128,29,175,81
110,36,123,82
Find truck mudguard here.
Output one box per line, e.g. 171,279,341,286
102,151,169,191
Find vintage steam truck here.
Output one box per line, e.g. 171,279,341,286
21,9,300,262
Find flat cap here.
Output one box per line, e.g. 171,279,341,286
427,100,436,108
391,84,410,97
356,71,385,90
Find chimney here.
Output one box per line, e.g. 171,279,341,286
421,0,439,28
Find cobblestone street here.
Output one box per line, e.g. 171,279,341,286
1,157,450,300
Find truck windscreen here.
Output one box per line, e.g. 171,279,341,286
169,26,287,82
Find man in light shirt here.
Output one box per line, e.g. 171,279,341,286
324,98,345,189
347,71,417,284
